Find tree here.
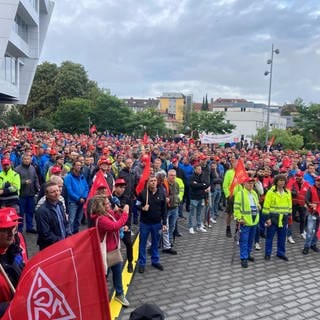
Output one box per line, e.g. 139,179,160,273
187,111,235,134
293,103,320,145
131,108,167,136
201,94,209,111
55,61,90,100
253,128,304,150
53,98,91,133
20,62,59,121
4,107,25,126
90,93,134,134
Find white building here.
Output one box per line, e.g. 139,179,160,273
212,98,287,139
0,0,54,104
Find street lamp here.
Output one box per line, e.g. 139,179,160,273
264,44,279,146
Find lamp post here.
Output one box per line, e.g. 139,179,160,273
264,44,279,146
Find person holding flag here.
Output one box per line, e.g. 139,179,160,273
223,157,248,238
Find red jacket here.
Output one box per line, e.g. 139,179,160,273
287,178,310,206
309,186,320,214
95,210,128,252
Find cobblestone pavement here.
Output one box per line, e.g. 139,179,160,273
25,214,320,320
118,214,320,320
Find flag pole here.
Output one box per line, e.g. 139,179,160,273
0,263,16,294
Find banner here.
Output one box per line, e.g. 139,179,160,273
199,132,238,144
3,229,111,320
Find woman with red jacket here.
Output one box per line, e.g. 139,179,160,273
91,195,130,307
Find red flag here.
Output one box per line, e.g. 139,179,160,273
229,158,249,196
268,136,275,146
31,144,37,156
135,154,151,195
27,131,33,142
83,170,112,215
90,125,97,134
2,229,111,320
12,125,17,137
143,132,148,145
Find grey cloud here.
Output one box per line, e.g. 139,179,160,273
41,0,320,104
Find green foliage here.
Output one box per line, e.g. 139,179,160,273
202,94,209,111
131,108,166,136
5,107,25,126
54,61,89,100
53,98,91,133
30,117,55,131
21,62,59,121
187,111,235,134
253,128,304,150
90,93,134,134
293,103,320,144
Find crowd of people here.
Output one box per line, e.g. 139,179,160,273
0,127,319,312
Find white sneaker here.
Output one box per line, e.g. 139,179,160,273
201,223,206,229
115,294,130,307
300,232,306,240
255,243,261,250
210,218,217,224
189,227,195,234
287,236,295,244
196,226,207,233
204,223,212,228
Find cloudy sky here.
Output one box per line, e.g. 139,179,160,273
41,0,320,104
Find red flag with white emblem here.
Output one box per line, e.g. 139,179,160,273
2,229,111,320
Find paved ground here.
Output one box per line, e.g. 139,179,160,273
118,214,320,320
25,213,320,320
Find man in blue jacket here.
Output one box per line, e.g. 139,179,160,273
64,160,89,234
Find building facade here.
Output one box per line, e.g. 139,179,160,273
211,98,287,139
159,92,193,131
0,0,54,104
122,97,159,113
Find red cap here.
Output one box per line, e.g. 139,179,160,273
2,149,10,155
50,149,57,155
99,158,113,165
1,158,11,166
199,155,207,160
295,171,304,177
51,166,62,174
115,178,127,186
103,148,110,154
171,157,178,163
316,176,320,182
243,177,255,183
0,207,21,228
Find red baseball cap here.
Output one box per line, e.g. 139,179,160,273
0,207,21,228
99,158,113,165
1,158,11,166
295,171,304,177
243,177,255,183
51,166,62,174
115,178,127,186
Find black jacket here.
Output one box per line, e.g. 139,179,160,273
35,200,71,250
190,173,209,200
118,167,137,200
137,187,167,225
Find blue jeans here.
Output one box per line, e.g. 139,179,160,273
211,189,222,218
108,262,123,296
189,199,204,228
239,225,256,260
265,223,287,257
305,215,318,248
138,222,161,266
167,208,178,243
68,201,84,234
19,196,35,232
